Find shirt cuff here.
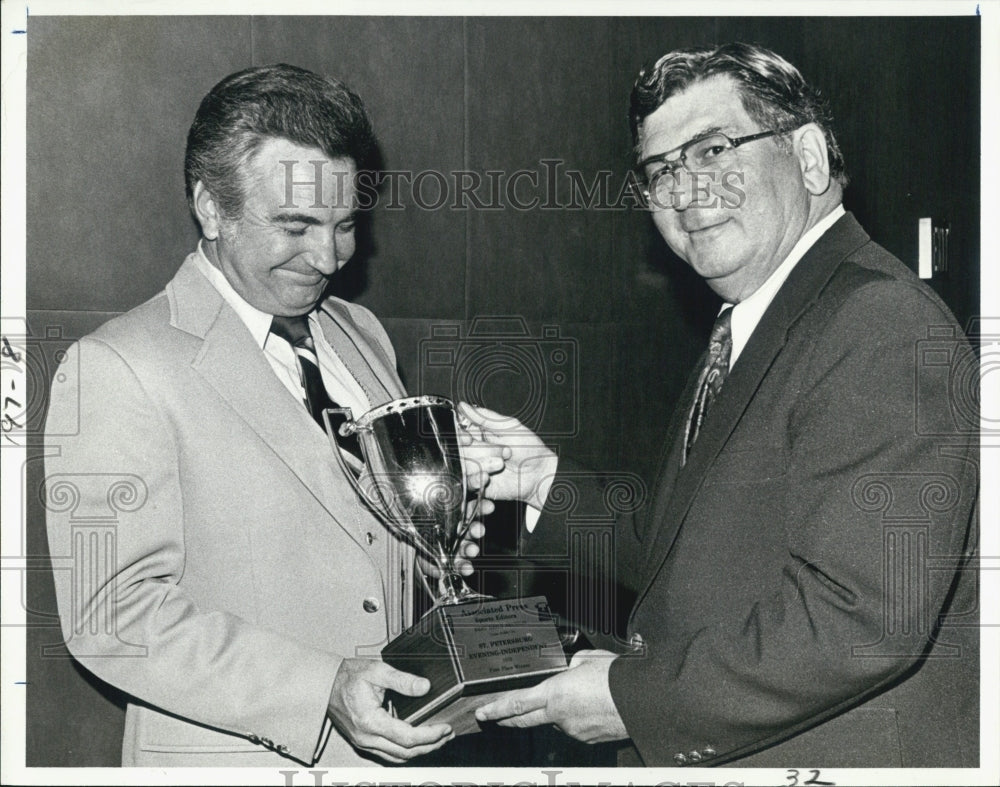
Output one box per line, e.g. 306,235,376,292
524,458,558,533
313,715,333,763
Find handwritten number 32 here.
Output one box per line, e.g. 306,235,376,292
786,769,835,786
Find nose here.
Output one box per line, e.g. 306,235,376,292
665,168,698,211
335,228,356,269
309,228,355,275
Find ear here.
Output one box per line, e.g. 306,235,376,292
792,123,832,196
192,181,224,241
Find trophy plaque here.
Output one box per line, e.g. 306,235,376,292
323,396,568,734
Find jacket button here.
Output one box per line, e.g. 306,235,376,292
363,597,381,613
673,752,688,765
688,749,703,762
629,632,645,652
702,746,717,758
366,532,375,545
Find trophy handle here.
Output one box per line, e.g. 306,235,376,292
321,407,440,567
321,407,377,512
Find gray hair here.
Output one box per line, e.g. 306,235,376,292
184,63,376,220
630,42,848,187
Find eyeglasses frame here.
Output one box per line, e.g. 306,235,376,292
633,128,793,206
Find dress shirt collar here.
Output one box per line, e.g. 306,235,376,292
726,204,845,367
193,241,318,348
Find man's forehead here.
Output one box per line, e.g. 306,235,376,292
639,75,749,155
243,137,356,212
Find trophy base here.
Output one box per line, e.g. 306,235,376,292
381,595,568,735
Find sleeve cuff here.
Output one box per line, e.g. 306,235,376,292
524,458,558,532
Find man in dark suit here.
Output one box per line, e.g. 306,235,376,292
44,63,497,767
467,43,979,767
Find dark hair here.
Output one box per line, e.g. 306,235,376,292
184,63,376,219
630,42,848,187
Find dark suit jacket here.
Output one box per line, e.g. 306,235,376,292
528,213,979,767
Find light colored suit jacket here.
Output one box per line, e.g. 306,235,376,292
44,253,411,767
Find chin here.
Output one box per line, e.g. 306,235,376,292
281,291,324,313
689,257,738,281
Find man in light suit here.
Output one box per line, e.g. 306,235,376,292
468,43,979,767
44,63,495,767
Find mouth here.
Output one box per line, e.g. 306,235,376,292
279,268,327,286
682,218,729,236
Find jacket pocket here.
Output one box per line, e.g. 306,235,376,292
133,704,262,753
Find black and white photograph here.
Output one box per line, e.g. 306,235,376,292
1,2,996,786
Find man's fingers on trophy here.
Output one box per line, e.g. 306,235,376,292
462,499,492,525
467,461,505,492
455,521,486,575
366,712,454,751
568,648,610,667
468,468,502,492
458,402,526,436
454,542,481,575
456,403,487,439
467,500,494,520
361,730,455,761
496,709,551,729
475,688,547,723
372,663,432,698
464,450,508,474
456,419,483,445
357,726,452,762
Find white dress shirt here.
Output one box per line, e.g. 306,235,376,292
193,243,371,419
725,204,845,369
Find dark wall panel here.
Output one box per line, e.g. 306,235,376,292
716,16,980,329
465,18,617,323
27,16,252,313
253,16,468,319
608,18,721,475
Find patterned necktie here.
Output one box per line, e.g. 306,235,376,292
269,314,362,461
682,307,733,466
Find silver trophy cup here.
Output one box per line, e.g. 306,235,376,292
322,395,485,606
323,395,569,732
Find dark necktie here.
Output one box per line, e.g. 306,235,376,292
269,314,362,461
682,307,733,466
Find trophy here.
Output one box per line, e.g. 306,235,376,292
323,396,568,734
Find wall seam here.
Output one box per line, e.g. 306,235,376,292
462,16,471,324
610,19,625,471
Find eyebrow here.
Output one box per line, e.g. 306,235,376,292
269,212,325,226
639,125,726,169
687,124,725,140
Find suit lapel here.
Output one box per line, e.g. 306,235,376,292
317,300,405,406
635,213,872,600
637,359,702,555
167,257,371,547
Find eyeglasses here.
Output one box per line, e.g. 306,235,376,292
634,129,786,209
